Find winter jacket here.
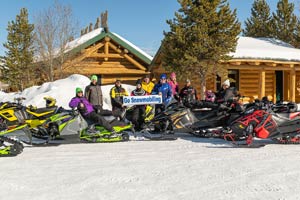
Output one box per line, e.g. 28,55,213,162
131,88,147,96
142,81,154,94
168,80,179,96
69,96,94,116
216,87,238,103
151,82,172,105
84,83,103,107
179,85,198,104
110,85,129,109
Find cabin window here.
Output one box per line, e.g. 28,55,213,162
228,70,239,90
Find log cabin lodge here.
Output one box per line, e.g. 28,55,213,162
62,28,300,103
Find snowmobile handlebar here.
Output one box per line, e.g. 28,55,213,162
14,97,26,105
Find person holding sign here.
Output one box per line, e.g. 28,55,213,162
110,79,129,119
151,74,172,113
130,79,147,130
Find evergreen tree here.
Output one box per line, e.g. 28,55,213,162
243,0,273,37
1,8,35,91
161,0,241,98
272,0,297,46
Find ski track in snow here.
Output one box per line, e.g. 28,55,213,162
1,135,300,200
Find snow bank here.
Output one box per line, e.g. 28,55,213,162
0,74,135,110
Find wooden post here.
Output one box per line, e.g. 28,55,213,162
104,37,110,61
290,68,296,102
259,69,265,99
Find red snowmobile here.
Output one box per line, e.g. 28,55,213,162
225,102,300,147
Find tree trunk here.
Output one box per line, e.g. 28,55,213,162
199,72,206,100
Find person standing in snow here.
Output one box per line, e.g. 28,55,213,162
151,74,172,113
69,87,115,133
84,75,103,113
130,79,147,130
110,79,129,119
141,74,154,95
168,72,179,100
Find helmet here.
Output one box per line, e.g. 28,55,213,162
205,90,216,102
44,96,56,107
160,74,167,79
76,87,83,94
91,75,98,81
170,72,176,78
136,79,142,85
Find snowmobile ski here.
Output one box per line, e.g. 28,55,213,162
230,143,266,148
0,136,24,156
138,130,178,141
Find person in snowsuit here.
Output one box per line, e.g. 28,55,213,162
84,75,103,113
69,87,115,133
168,72,179,100
151,74,172,114
130,79,147,131
152,74,174,134
179,79,198,107
141,74,154,95
110,79,129,119
215,79,241,113
216,79,238,103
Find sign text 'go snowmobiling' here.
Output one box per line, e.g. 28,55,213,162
123,95,162,106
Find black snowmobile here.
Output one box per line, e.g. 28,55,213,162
135,100,199,140
188,97,244,138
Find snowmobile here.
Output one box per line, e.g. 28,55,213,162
223,101,300,147
0,109,30,156
136,100,198,140
0,96,60,131
188,98,244,138
28,108,133,144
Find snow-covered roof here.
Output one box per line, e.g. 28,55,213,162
65,28,153,64
230,37,300,62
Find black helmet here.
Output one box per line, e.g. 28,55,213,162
136,79,142,85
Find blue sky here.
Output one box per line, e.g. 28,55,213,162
0,0,296,57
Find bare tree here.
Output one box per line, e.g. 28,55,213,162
34,1,78,81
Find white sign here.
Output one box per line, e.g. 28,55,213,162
123,95,162,106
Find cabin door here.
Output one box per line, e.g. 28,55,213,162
275,71,283,102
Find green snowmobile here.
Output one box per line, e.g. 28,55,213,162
30,109,133,144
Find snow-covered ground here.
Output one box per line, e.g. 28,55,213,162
1,74,300,200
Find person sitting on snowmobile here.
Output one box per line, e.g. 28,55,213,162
130,79,147,131
179,79,198,108
69,87,116,134
215,79,242,112
151,74,172,114
216,79,239,103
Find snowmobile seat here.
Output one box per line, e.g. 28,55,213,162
28,106,58,114
103,115,116,123
272,113,295,126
